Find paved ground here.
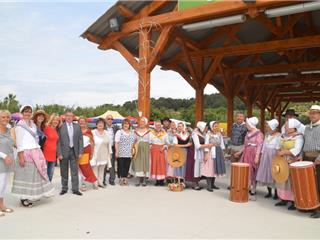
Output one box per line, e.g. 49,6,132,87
1,162,319,239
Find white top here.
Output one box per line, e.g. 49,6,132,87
261,133,281,152
91,129,112,167
204,132,225,158
15,124,40,152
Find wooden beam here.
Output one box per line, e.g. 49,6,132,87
186,35,320,59
200,56,222,89
119,0,292,37
148,25,175,71
234,60,320,76
112,40,139,72
170,64,197,89
117,4,135,19
131,1,171,20
97,0,292,50
248,75,320,85
180,41,197,83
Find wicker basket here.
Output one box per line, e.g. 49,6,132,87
168,178,185,192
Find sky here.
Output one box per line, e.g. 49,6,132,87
0,1,217,107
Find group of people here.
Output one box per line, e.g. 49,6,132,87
0,103,319,219
228,106,320,218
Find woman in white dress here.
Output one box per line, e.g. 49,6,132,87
91,118,112,188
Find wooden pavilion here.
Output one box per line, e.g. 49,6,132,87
81,0,320,135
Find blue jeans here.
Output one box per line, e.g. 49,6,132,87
47,161,56,182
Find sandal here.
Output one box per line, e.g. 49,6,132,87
2,208,14,213
0,211,4,217
21,199,33,208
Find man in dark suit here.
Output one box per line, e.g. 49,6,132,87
57,111,83,195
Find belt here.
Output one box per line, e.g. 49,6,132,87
305,151,319,158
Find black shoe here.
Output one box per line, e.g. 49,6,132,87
227,186,231,190
60,190,67,195
109,182,115,186
264,193,272,198
73,191,83,196
212,185,220,190
275,200,288,206
273,194,279,200
155,181,159,186
288,204,296,210
311,211,320,218
207,188,214,192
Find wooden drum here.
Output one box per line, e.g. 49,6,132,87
230,163,250,203
290,161,320,210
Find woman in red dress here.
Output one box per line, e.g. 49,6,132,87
43,113,60,181
78,117,98,191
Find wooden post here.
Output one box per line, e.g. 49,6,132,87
260,107,265,134
138,28,151,119
195,88,204,123
247,102,253,117
227,94,234,137
277,102,282,131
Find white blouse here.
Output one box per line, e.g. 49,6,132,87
205,132,225,158
15,124,40,152
91,129,112,167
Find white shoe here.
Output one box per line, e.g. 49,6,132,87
0,211,5,217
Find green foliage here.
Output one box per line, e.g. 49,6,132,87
0,93,317,125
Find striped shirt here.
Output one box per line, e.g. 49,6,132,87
231,122,247,146
303,123,320,154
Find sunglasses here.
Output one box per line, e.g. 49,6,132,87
107,118,113,120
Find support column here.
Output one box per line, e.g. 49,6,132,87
138,29,151,119
260,107,265,133
227,94,234,137
247,102,253,118
195,88,204,123
277,102,282,132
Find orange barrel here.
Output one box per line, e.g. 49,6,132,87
290,161,320,210
230,163,250,203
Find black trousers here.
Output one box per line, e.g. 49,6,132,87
118,157,131,178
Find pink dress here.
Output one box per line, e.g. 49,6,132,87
240,130,264,186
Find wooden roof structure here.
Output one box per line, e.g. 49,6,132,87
82,0,320,135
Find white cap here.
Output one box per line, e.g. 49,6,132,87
246,117,259,128
19,105,33,113
267,119,279,131
196,121,207,133
209,121,218,130
288,118,302,129
310,105,320,112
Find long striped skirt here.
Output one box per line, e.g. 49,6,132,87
150,144,166,180
12,149,54,201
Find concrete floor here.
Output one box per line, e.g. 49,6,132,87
1,162,319,239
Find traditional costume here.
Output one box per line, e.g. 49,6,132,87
240,117,264,194
150,127,167,184
191,121,207,190
79,129,97,188
132,122,150,183
276,118,304,209
12,111,54,204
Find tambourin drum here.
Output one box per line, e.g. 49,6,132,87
290,161,320,210
230,163,250,203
